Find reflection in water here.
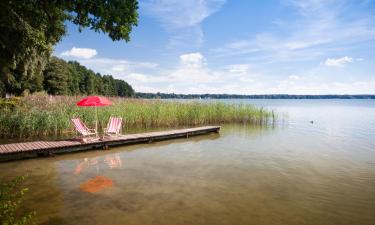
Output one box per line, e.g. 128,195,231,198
104,154,122,169
74,158,98,175
74,155,123,193
0,100,374,225
74,154,122,175
80,176,113,193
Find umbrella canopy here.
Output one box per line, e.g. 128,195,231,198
77,96,112,107
76,96,112,137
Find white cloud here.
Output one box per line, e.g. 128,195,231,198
288,75,300,80
270,78,375,95
126,73,168,83
73,58,158,75
141,0,226,29
58,51,375,94
122,53,265,94
322,56,353,67
212,0,375,63
124,52,375,94
167,27,204,49
167,53,220,83
61,47,97,59
141,0,226,49
179,52,205,68
239,77,254,83
227,64,250,74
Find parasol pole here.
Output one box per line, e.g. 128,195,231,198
95,105,98,137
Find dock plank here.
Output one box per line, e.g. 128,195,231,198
2,144,11,153
30,142,42,150
0,126,220,160
17,143,28,152
0,145,6,153
13,144,24,152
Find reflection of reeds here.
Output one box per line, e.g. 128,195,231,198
0,93,276,138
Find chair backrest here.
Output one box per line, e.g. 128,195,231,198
71,118,90,135
106,117,123,133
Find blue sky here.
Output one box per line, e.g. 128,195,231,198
55,0,375,94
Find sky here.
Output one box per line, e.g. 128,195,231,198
55,0,375,94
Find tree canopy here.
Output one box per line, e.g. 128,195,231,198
0,0,138,96
43,57,134,97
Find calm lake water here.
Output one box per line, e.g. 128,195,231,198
1,99,375,225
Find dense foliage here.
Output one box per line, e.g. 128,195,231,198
136,92,375,99
44,57,134,96
0,0,138,97
0,94,275,139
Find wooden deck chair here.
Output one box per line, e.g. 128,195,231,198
71,118,97,137
104,117,123,137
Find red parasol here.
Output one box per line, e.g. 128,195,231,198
77,96,112,107
77,96,112,137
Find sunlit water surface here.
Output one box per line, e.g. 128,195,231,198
1,99,375,225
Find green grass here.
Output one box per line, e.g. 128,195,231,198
0,93,276,139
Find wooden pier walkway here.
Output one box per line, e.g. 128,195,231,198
0,126,220,161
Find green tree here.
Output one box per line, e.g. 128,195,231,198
0,0,138,96
66,66,80,95
42,57,136,97
68,61,89,95
101,75,116,96
115,79,134,97
43,57,69,95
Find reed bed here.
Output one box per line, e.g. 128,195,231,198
0,93,276,139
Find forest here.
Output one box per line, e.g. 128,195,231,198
0,56,134,97
44,57,134,96
0,0,138,98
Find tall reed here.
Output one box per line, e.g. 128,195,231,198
0,93,276,139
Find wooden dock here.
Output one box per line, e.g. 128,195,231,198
0,126,220,161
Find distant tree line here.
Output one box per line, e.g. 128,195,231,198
136,93,375,99
44,57,134,96
0,56,134,97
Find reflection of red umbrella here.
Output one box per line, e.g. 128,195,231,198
80,176,113,193
77,96,112,136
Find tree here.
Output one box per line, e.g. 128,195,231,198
43,57,69,95
115,79,134,97
0,0,138,96
101,75,116,96
0,1,66,96
66,64,81,95
42,57,135,97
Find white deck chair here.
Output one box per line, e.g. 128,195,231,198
71,118,97,137
104,117,123,137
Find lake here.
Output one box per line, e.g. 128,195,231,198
1,99,375,225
